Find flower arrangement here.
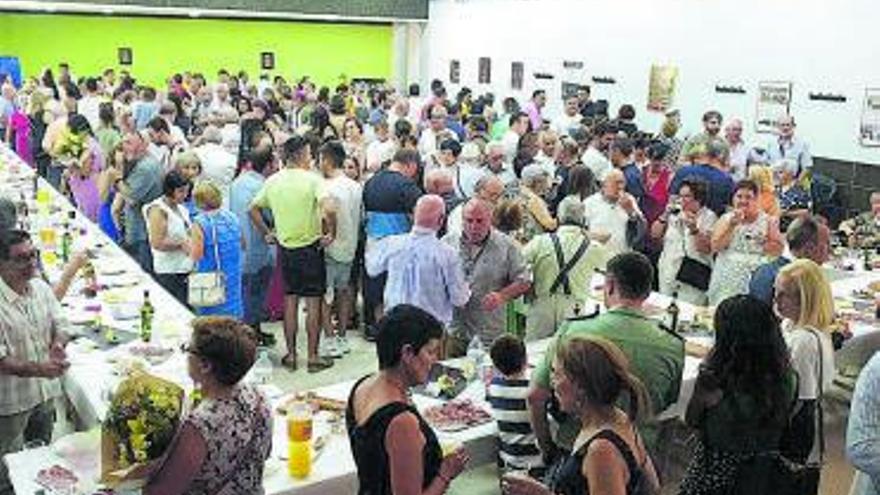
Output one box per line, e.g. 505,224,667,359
54,128,87,164
100,371,183,488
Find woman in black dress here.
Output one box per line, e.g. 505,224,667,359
346,305,470,495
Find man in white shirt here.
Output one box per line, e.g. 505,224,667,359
318,141,363,357
77,77,102,131
766,115,813,181
484,142,518,192
582,169,645,257
534,130,560,177
158,102,189,148
554,96,583,137
0,230,70,493
724,118,759,181
146,116,185,172
502,111,531,163
580,121,615,181
194,126,238,204
418,104,457,160
365,118,396,175
207,83,235,124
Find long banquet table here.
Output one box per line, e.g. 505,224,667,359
3,142,880,494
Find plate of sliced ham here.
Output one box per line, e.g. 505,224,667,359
423,399,493,432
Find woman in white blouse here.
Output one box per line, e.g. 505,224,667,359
773,258,835,492
143,170,193,306
653,179,717,305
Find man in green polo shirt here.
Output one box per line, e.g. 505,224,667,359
527,251,684,462
249,135,337,373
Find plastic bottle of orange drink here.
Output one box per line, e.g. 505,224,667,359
287,401,313,478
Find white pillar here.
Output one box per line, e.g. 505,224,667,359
392,21,427,94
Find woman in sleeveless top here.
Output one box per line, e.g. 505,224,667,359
191,181,244,318
346,305,470,495
145,317,272,495
144,170,193,306
707,179,783,306
501,337,659,495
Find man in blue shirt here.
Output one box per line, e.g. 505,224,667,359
117,131,163,273
669,137,734,216
748,215,830,304
362,149,423,339
366,195,470,326
766,115,812,182
230,146,277,345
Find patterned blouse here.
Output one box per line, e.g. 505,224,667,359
184,384,273,495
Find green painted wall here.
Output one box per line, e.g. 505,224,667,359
0,13,393,87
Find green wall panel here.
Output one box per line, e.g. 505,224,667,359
0,13,393,87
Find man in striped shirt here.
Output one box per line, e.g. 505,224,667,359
487,335,543,475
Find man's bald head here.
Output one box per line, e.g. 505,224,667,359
413,194,446,231
462,199,493,243
424,169,454,195
601,169,626,201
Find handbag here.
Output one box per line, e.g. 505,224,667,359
674,219,712,291
188,216,227,307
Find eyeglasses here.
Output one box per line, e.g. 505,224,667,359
5,250,38,266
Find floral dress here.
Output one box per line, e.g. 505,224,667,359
707,212,770,306
184,384,273,495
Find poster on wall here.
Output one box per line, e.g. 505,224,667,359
859,88,880,147
449,60,460,84
511,62,524,90
118,47,133,66
646,64,678,112
755,81,792,133
478,57,492,84
260,52,275,70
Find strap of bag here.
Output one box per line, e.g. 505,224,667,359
549,232,590,295
208,214,222,273
807,328,825,464
582,429,645,494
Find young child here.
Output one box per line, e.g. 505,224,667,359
487,335,543,476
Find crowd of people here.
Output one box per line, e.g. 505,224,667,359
1,61,880,495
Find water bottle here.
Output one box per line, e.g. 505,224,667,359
466,334,486,378
252,350,273,385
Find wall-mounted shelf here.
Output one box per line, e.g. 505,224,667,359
715,85,746,94
592,76,616,84
533,72,554,80
809,92,847,102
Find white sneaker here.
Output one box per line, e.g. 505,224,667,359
320,338,342,359
336,335,351,354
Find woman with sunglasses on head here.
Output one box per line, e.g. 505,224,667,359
145,316,272,495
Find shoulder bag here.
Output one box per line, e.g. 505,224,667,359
188,216,227,307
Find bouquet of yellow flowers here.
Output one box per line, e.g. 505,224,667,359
100,371,184,488
53,128,87,164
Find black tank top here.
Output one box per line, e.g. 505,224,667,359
548,429,653,495
346,375,443,495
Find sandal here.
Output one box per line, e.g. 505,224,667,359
307,357,334,373
281,354,298,371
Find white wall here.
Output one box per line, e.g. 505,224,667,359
425,0,880,165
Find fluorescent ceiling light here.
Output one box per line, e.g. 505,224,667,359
0,1,427,23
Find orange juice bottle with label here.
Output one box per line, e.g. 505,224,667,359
287,401,313,478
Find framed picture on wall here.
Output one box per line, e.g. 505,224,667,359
859,88,880,147
511,62,524,90
647,64,679,112
478,57,491,84
118,47,132,66
449,60,460,84
755,81,792,133
261,52,275,70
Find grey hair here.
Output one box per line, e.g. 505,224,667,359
201,126,223,144
0,197,17,231
557,196,586,226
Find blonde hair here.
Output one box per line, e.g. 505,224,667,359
174,150,202,174
778,259,834,331
749,165,775,193
193,181,223,210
